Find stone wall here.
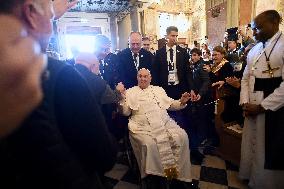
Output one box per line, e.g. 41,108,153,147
207,2,227,49
118,14,131,50
190,0,206,45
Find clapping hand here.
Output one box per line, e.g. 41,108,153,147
190,90,201,102
203,64,211,72
180,92,191,105
116,82,126,96
226,76,241,88
53,0,79,20
212,80,225,89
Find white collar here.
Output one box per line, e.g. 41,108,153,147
131,51,139,56
166,45,176,52
264,31,282,47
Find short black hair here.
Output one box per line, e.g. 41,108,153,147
166,26,178,35
190,48,202,56
142,36,150,41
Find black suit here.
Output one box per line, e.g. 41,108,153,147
186,60,212,103
0,58,117,189
117,48,153,89
185,60,218,149
100,53,120,89
153,45,189,99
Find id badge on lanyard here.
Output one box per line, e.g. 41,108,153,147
168,70,176,84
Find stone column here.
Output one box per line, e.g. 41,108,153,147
109,14,118,51
226,0,240,28
130,5,139,32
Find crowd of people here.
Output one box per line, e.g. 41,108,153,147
0,0,284,188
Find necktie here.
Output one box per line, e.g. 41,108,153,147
133,53,138,69
169,48,174,71
169,48,174,63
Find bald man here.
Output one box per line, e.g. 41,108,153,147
118,68,193,188
117,32,154,89
74,52,122,105
0,15,45,138
239,10,284,189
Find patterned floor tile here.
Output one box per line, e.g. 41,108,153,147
198,181,228,189
200,166,228,185
227,170,248,189
191,164,201,180
113,181,140,189
120,169,140,185
104,152,250,189
101,176,120,188
225,160,239,171
202,155,226,169
104,163,129,180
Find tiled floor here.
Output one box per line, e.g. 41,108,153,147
104,149,249,189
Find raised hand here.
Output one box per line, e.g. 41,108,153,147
116,82,126,95
53,0,79,19
180,92,191,105
190,90,201,102
212,80,225,89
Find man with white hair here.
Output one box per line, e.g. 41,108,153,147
74,52,122,105
117,68,193,188
117,32,153,89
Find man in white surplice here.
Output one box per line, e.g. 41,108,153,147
117,68,192,183
239,10,284,189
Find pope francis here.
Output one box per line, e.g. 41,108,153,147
117,68,192,183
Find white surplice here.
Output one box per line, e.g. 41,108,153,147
239,31,284,189
119,85,192,182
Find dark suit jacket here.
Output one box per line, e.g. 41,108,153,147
75,64,107,102
117,48,153,89
153,45,190,97
0,58,117,189
99,53,120,89
186,60,212,103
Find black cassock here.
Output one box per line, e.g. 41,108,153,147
254,77,284,170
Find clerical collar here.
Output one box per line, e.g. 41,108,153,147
166,45,176,52
263,31,282,48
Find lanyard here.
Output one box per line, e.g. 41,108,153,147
252,32,282,70
263,33,282,62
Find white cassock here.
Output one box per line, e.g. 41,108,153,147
119,85,192,182
239,31,284,189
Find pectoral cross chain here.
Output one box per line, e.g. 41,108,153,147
262,33,282,78
262,61,280,78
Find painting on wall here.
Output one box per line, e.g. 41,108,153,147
144,9,158,37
